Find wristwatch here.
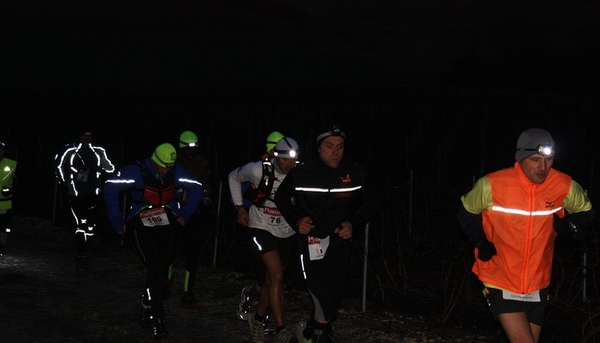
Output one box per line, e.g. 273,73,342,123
233,204,244,212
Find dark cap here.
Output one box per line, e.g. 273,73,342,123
316,125,346,146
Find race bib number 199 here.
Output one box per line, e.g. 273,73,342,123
140,207,170,227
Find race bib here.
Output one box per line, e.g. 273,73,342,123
307,235,330,261
502,289,541,302
77,169,89,182
139,207,170,227
262,207,284,226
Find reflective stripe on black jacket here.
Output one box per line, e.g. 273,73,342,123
275,157,369,240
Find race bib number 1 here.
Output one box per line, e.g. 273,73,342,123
307,235,330,261
140,207,170,227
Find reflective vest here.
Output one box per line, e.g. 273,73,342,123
474,162,574,294
0,158,17,210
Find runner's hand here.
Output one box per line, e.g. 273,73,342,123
296,217,314,235
476,239,496,261
236,207,249,226
334,221,353,240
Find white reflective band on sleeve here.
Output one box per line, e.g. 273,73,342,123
491,206,562,216
105,179,136,184
178,178,203,186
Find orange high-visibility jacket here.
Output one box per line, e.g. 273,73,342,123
461,162,592,294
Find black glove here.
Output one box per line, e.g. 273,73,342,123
553,214,576,237
476,239,497,262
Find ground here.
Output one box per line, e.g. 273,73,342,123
0,216,513,343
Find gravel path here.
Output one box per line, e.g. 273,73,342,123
1,217,505,343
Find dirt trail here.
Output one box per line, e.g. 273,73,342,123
0,217,501,343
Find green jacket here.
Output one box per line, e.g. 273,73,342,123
0,157,17,210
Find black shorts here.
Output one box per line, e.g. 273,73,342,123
483,286,550,326
247,228,296,268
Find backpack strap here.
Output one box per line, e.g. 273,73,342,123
243,159,276,207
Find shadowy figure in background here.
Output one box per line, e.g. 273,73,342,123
457,128,595,343
0,141,17,256
275,125,376,343
229,136,300,343
55,130,115,271
103,143,203,339
163,130,214,308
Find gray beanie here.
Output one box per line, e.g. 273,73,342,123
515,128,555,162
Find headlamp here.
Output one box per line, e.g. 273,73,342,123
316,125,346,143
274,149,297,158
273,137,298,159
538,144,554,156
180,141,197,148
518,144,554,157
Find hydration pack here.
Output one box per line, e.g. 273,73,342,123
242,159,275,207
136,159,176,207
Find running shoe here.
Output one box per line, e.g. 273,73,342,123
152,317,169,338
263,311,276,335
294,321,313,343
248,310,265,343
276,326,298,343
237,285,254,321
136,295,152,330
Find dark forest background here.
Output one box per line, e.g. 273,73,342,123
3,0,600,212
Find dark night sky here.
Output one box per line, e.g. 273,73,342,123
2,0,600,215
3,0,600,93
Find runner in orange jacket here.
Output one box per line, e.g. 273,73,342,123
458,128,595,343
